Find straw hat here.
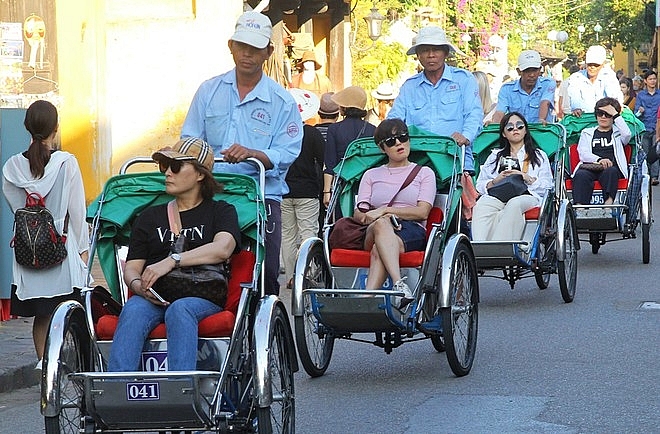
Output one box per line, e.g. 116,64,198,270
298,51,321,70
331,86,367,110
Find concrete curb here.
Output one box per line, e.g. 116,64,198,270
0,317,41,394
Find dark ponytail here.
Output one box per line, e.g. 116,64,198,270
24,100,58,179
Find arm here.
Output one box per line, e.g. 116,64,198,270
64,157,89,259
474,152,499,195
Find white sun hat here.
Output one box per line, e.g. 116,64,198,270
288,88,320,122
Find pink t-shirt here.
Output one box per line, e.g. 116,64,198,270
356,164,436,227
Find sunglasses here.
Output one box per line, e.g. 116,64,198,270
505,121,525,132
378,132,409,148
158,159,189,174
595,110,613,119
586,63,602,68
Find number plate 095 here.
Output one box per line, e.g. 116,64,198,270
126,382,160,401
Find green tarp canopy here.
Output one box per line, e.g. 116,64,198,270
87,172,265,300
560,107,646,146
331,125,463,231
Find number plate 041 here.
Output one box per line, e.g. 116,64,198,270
126,382,160,401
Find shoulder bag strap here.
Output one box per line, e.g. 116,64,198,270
387,164,423,207
167,200,182,235
522,155,530,174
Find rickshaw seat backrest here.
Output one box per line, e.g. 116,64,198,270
566,144,631,190
329,206,443,268
95,250,256,340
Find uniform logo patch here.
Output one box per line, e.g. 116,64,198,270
287,122,300,137
251,108,271,125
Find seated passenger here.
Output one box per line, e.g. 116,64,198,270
472,112,553,241
107,138,241,372
353,118,436,308
571,97,631,212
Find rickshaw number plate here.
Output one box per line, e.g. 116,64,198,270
141,351,168,371
126,382,160,401
590,194,604,205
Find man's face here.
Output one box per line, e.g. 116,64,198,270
586,62,603,79
517,67,541,89
645,74,657,89
415,45,449,74
228,40,273,76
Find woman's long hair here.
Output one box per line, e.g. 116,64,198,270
24,100,58,179
473,71,494,115
492,112,542,173
194,163,223,200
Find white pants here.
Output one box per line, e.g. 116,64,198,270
471,194,538,241
281,197,320,279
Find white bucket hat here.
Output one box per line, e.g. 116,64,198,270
288,88,320,122
406,26,465,56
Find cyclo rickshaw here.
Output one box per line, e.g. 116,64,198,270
560,110,651,263
470,123,579,303
40,158,298,433
291,127,479,378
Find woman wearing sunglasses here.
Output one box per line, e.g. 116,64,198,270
108,138,241,371
472,112,553,241
571,97,631,213
353,118,436,308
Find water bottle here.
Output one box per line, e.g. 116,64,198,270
635,108,643,118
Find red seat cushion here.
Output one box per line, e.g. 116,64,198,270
524,207,540,220
329,208,442,268
566,144,630,190
95,250,255,340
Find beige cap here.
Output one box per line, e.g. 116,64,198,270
331,86,367,110
152,137,214,171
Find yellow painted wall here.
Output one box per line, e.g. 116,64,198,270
53,0,243,202
612,44,650,78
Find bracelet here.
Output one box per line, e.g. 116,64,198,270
323,191,331,193
129,277,141,290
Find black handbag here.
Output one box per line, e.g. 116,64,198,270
487,174,529,203
155,200,229,307
580,162,605,172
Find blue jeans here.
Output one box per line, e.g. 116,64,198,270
107,295,222,371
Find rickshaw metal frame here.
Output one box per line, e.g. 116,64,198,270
40,157,298,433
291,128,480,378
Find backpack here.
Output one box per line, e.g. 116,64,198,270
10,192,68,269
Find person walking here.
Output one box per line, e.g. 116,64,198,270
281,89,324,289
387,25,483,173
2,100,89,368
634,70,660,185
323,86,376,208
181,11,303,295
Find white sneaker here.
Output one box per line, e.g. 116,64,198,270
393,277,414,309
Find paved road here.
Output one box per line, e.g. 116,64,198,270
2,203,659,433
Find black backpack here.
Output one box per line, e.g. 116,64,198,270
10,192,68,269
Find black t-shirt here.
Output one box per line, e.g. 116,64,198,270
126,199,241,268
591,129,615,162
284,124,325,198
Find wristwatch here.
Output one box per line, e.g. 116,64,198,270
170,253,181,268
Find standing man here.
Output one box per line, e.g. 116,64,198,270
491,50,556,124
387,26,483,173
636,70,660,185
566,45,623,117
181,11,303,295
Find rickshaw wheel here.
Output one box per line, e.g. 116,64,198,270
642,223,650,264
255,305,296,434
558,212,578,303
430,334,446,352
534,238,552,290
44,317,89,434
294,242,334,377
442,241,479,377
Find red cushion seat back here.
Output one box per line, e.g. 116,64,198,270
95,250,256,340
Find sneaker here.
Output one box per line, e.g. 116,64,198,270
393,277,414,309
35,359,42,370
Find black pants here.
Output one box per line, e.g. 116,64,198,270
572,166,622,204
